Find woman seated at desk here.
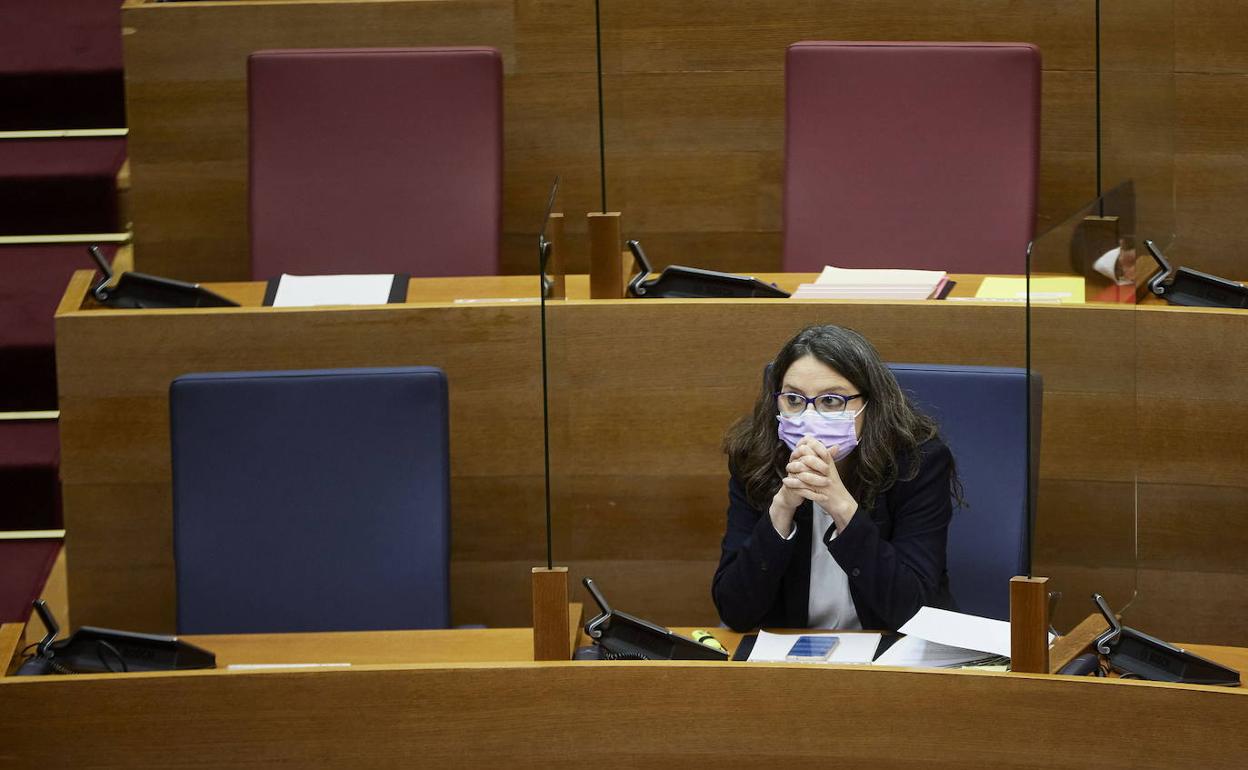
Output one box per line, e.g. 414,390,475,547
712,324,962,632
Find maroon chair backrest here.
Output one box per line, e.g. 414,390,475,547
248,48,503,279
783,42,1041,274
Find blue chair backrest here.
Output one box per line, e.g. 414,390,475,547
889,363,1038,620
170,367,450,634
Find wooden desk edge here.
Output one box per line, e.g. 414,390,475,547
53,270,1248,319
3,653,1244,699
0,623,24,676
1049,613,1110,674
568,602,584,656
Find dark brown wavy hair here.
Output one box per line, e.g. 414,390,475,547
723,324,961,511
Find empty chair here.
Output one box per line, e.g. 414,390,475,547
248,47,503,279
170,367,451,634
889,363,1040,620
784,42,1041,274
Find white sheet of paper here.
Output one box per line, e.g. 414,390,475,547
898,606,1055,658
815,265,947,287
747,630,882,664
272,274,396,307
872,634,991,668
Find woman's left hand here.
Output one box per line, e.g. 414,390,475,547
781,437,859,531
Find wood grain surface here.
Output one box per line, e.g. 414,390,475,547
598,0,1099,273
1100,1,1248,281
103,625,1248,673
1048,612,1110,674
117,0,1248,302
1009,576,1051,673
55,271,548,632
121,0,600,281
543,296,1248,644
2,650,1247,766
531,567,571,660
53,271,1248,645
0,624,22,677
120,0,1111,282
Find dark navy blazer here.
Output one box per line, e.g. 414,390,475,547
711,437,956,632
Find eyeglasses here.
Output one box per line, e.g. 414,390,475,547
774,391,865,417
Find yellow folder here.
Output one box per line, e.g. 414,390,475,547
975,276,1086,304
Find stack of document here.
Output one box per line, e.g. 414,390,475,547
271,274,401,307
873,634,1004,668
874,606,1054,669
791,265,949,300
746,607,1054,669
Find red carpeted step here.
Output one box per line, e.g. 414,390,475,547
0,138,126,234
0,1,122,76
0,243,113,410
0,421,62,531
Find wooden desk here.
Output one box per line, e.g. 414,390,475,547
118,0,1105,282
183,626,1248,676
54,271,1248,644
55,271,550,632
3,625,1247,766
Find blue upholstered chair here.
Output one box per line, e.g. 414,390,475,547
170,367,450,634
889,363,1040,620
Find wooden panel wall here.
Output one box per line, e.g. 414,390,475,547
122,0,1101,281
1096,2,1248,644
1102,0,1248,280
53,265,1248,643
1173,1,1248,277
598,0,1099,273
1127,307,1248,645
121,0,600,281
55,274,547,632
1099,0,1176,247
544,298,1248,645
542,299,1033,627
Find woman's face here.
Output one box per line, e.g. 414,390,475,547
780,354,867,439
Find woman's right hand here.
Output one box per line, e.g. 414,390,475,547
768,447,806,537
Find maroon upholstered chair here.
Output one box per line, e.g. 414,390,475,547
248,47,503,279
783,42,1041,274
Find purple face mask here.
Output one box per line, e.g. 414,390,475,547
776,408,864,460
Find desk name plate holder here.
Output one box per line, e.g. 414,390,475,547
588,212,627,299
532,567,570,661
1010,576,1050,674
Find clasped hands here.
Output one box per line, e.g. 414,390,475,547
769,436,859,538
